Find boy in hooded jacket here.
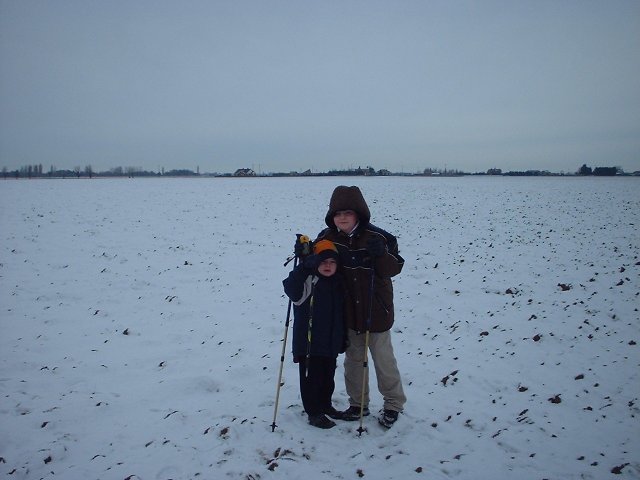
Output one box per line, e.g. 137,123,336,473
283,240,347,429
316,185,406,428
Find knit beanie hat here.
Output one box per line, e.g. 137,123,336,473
313,239,339,262
324,185,371,228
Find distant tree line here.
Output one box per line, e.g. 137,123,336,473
1,164,202,179
577,164,622,176
2,163,636,179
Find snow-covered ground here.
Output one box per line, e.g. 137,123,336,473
1,176,638,480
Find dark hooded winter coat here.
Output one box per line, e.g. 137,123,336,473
283,263,346,359
316,185,404,333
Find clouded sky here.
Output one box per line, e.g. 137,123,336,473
1,0,639,174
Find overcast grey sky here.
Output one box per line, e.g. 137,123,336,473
1,0,639,174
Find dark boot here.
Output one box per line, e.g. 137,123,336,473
378,409,399,428
324,406,344,420
340,405,370,421
308,414,336,429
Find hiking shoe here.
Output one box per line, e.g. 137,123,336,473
378,409,399,428
308,414,336,429
324,407,345,420
340,405,370,422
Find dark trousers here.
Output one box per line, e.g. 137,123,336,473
298,356,337,415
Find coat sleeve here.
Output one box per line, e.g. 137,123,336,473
283,263,310,302
372,230,404,278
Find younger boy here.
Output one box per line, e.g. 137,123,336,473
283,240,346,429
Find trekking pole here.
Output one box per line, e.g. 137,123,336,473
356,329,371,436
304,278,318,378
272,234,312,432
305,288,314,378
271,255,296,432
357,267,376,436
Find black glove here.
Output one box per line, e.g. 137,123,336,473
303,254,320,270
366,236,385,257
294,240,312,258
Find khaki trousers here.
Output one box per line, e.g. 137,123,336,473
344,329,406,412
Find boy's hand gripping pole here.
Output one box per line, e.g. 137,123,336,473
284,234,312,266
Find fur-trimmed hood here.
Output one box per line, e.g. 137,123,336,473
324,185,371,228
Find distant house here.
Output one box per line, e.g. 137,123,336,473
233,168,256,177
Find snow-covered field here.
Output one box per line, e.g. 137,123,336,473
1,176,638,480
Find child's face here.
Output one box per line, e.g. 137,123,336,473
317,258,338,277
334,210,358,232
